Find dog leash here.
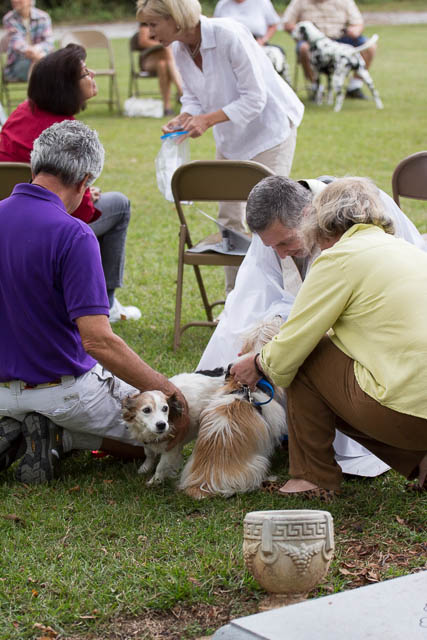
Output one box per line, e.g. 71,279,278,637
240,378,274,408
254,378,275,406
224,364,274,409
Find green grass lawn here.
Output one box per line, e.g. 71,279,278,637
0,23,426,640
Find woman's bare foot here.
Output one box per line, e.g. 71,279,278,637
278,479,319,494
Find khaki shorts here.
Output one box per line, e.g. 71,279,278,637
0,364,140,448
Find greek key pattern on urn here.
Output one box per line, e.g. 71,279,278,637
244,521,327,541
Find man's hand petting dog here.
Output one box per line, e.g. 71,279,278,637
230,352,261,390
165,388,189,450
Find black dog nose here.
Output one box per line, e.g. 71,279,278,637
156,421,167,432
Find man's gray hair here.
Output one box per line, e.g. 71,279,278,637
31,120,105,187
246,176,313,232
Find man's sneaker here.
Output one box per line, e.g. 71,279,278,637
0,417,25,472
15,413,64,484
346,87,368,100
109,297,142,323
0,416,22,453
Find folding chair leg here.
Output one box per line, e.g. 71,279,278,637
193,264,213,322
107,76,112,112
113,76,121,113
173,226,186,350
174,225,215,350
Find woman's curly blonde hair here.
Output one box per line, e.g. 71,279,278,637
302,177,394,248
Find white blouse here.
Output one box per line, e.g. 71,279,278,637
172,16,304,160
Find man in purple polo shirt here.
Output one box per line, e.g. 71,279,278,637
0,120,188,483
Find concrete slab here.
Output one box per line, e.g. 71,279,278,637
212,571,427,639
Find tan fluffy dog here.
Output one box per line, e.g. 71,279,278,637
123,317,287,497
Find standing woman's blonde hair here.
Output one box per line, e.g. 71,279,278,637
302,177,395,248
136,0,201,31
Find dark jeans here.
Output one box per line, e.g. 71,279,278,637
89,192,131,301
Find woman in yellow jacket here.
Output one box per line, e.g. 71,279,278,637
231,177,427,500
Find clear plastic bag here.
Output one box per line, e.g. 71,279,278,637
155,131,190,202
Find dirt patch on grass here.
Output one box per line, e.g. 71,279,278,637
63,600,258,640
57,538,426,640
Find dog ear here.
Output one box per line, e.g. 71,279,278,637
167,393,183,422
122,394,139,422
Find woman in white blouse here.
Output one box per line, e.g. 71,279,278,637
137,0,304,293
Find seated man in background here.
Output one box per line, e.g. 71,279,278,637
131,24,182,116
198,175,426,478
2,0,53,81
0,120,188,484
283,0,376,99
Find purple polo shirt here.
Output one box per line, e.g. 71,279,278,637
0,183,110,385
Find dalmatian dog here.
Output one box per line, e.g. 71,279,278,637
264,44,292,86
292,21,383,112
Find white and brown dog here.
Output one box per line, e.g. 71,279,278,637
292,21,383,112
122,371,225,485
122,317,287,496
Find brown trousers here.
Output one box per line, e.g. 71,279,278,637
287,337,427,490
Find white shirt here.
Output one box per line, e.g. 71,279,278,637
214,0,280,38
172,16,304,160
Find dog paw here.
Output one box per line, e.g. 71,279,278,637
137,463,151,475
147,474,164,486
184,485,212,500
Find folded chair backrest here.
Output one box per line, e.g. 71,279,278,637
392,151,427,207
171,160,274,349
0,162,32,200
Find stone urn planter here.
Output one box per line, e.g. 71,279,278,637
243,509,334,609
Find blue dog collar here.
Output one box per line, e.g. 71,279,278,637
254,378,274,406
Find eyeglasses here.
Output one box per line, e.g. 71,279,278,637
80,67,92,79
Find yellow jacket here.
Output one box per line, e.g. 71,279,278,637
260,224,427,418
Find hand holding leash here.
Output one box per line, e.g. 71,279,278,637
230,352,261,391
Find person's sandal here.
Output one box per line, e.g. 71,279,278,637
299,487,339,503
261,480,283,494
278,485,340,503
